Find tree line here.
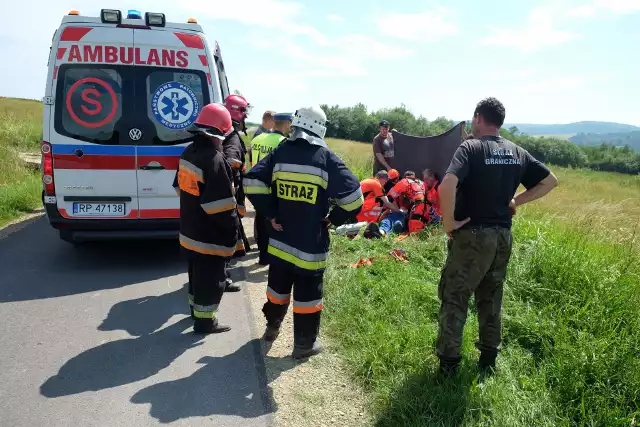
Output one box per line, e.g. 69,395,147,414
320,103,640,175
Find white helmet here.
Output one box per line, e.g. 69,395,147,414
291,106,327,139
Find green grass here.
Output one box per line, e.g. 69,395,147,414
0,97,43,227
322,138,640,426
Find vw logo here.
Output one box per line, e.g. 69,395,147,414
129,128,143,141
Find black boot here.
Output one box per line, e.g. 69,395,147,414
193,318,231,334
439,359,460,377
292,341,323,359
292,337,323,359
478,350,497,374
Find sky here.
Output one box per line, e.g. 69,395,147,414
0,0,638,125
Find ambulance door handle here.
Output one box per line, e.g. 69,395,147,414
140,164,165,171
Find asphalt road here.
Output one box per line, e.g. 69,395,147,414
0,217,275,426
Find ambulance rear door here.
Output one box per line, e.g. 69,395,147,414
50,25,139,220
133,28,215,219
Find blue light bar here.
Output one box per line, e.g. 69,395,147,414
127,9,142,19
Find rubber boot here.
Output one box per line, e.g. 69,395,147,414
225,278,241,292
478,350,498,374
292,339,323,359
193,318,231,334
439,359,460,377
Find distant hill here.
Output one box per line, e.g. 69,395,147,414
570,131,640,152
505,121,640,136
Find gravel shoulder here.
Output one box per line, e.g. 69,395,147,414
240,204,371,427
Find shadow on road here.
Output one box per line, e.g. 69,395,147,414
98,287,187,337
130,338,290,423
244,263,269,284
40,317,203,398
0,218,183,303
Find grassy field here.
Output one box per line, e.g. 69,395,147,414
0,97,43,227
3,97,640,424
324,138,640,426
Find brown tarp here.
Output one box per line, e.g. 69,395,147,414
391,121,465,181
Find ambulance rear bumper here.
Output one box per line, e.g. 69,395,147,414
45,202,180,242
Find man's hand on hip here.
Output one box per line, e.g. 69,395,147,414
443,217,470,237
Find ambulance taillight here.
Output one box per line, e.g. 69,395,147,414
101,9,122,24
41,141,55,195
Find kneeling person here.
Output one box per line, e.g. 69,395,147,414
356,170,398,224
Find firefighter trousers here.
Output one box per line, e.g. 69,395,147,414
254,212,270,257
186,252,227,324
262,262,324,343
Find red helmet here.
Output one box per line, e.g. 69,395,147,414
224,94,251,122
388,169,400,180
190,103,232,138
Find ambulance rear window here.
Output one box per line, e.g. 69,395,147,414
146,70,208,145
55,66,124,145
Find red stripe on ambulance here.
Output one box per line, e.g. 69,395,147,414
60,27,92,41
64,45,189,68
139,209,180,219
174,32,204,49
53,154,136,170
198,55,208,66
57,48,67,60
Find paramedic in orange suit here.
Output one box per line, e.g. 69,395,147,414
356,170,399,223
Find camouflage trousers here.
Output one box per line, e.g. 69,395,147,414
435,226,513,363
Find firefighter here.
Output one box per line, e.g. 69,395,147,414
243,105,363,359
356,170,399,224
221,94,253,292
250,112,293,265
381,171,425,234
172,103,239,334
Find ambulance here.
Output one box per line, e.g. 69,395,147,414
41,9,231,243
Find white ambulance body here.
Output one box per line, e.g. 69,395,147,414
41,9,231,243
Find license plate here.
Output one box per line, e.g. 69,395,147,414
72,203,126,216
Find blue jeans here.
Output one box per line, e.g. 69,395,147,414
380,211,405,233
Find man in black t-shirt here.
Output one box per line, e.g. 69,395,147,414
436,97,558,376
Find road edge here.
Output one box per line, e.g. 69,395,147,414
0,209,45,241
238,258,277,426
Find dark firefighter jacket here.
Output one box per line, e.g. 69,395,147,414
222,129,247,215
243,137,363,272
172,136,239,257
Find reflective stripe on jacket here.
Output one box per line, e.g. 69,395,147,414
173,136,239,257
244,137,363,272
